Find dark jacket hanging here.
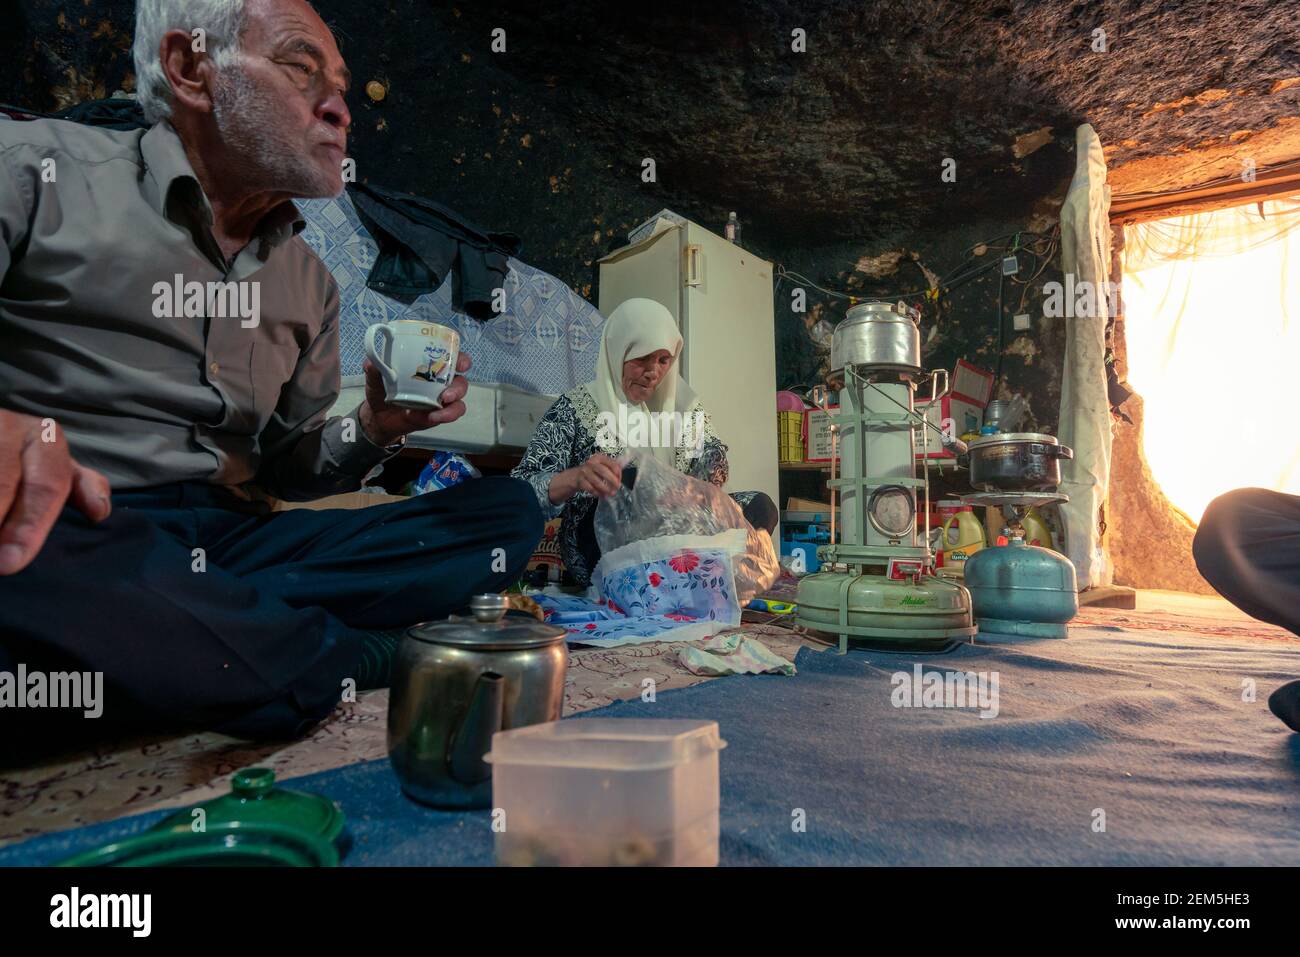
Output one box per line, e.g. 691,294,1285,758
350,182,521,320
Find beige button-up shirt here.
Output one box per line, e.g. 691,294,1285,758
0,117,393,499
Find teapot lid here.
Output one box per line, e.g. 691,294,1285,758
407,594,566,650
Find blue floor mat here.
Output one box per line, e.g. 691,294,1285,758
5,626,1300,866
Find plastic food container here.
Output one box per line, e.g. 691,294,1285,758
484,718,726,866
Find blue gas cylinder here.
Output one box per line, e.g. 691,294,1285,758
962,537,1078,638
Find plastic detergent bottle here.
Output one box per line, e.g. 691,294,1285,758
1021,507,1054,550
940,505,985,573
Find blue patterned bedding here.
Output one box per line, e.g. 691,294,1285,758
295,193,605,394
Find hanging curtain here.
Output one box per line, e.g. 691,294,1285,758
1122,195,1300,521
1058,124,1114,590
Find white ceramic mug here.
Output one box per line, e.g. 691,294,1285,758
364,320,461,409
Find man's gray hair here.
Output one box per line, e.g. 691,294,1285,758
132,0,248,124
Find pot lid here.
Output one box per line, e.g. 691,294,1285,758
408,594,565,650
968,431,1060,448
843,301,916,323
60,821,338,867
150,767,345,844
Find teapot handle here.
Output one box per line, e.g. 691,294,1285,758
447,671,505,787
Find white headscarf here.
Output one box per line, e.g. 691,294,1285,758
585,298,699,468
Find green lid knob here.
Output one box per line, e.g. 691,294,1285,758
233,767,276,797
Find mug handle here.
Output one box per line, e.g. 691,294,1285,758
364,324,399,393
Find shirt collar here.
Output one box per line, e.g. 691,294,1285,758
139,120,305,256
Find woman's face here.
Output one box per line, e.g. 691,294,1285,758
621,349,675,403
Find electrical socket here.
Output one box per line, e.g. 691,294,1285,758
1013,312,1032,331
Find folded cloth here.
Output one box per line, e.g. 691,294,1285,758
676,633,798,677
350,182,521,318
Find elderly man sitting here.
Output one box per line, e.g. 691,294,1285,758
0,0,541,744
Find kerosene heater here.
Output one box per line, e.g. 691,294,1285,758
795,302,977,653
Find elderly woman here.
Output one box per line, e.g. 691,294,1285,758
513,298,778,586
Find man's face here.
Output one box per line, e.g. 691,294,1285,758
210,0,352,198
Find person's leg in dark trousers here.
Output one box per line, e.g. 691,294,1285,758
0,494,354,750
0,476,542,749
202,477,542,629
1193,487,1300,732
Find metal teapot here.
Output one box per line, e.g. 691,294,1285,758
387,594,567,809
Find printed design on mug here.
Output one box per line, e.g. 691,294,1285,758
413,343,452,384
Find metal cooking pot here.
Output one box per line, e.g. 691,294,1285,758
387,594,567,809
830,302,921,377
967,432,1074,492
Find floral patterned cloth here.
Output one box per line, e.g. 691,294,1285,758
511,387,761,586
597,537,742,621
530,531,748,649
552,614,725,648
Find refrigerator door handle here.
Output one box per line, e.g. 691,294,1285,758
684,243,702,287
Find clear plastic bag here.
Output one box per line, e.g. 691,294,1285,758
986,394,1028,432
594,451,779,603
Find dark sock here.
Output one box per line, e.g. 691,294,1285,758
355,629,404,690
1268,680,1300,733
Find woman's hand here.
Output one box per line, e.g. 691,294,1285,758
575,454,624,497
549,454,623,503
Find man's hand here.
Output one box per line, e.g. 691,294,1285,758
0,410,112,575
359,351,472,447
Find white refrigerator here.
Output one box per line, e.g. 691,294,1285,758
597,216,779,518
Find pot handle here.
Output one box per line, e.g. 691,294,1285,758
447,671,505,787
1052,444,1074,460
927,368,950,404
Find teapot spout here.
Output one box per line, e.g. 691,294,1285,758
447,671,505,791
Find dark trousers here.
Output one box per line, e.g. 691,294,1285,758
0,477,542,748
1193,488,1300,637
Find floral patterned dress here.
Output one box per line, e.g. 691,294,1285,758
512,387,755,586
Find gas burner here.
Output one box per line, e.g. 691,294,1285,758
958,490,1078,639
959,491,1069,510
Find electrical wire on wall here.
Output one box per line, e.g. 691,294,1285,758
775,224,1060,331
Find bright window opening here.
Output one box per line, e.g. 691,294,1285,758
1121,195,1300,522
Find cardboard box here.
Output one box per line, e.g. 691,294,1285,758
803,406,839,462
952,359,994,406
786,497,834,513
916,394,984,458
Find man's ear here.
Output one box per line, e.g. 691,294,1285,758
159,29,220,115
